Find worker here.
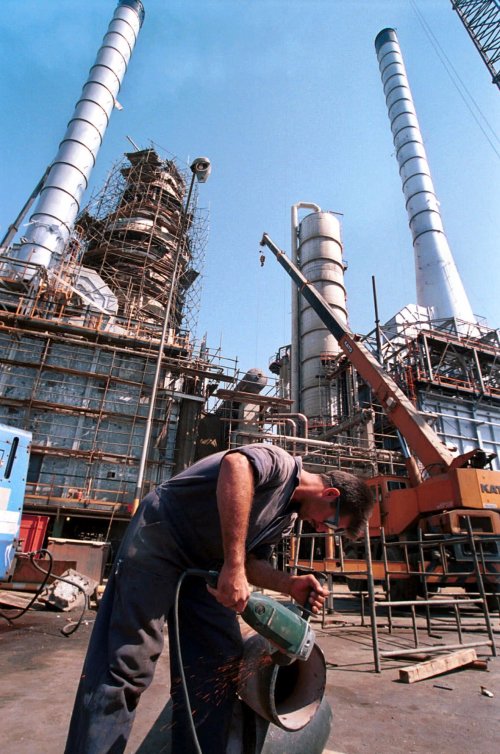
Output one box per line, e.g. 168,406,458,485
64,443,373,754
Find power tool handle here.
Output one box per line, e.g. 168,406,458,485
185,568,220,589
301,575,327,620
204,570,220,589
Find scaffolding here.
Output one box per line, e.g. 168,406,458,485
0,148,237,538
371,317,500,469
79,148,207,338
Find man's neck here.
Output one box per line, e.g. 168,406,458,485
291,470,324,503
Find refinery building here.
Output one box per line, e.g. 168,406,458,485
0,0,499,573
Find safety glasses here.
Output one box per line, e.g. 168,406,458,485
323,495,341,530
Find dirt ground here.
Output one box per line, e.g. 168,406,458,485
0,586,499,754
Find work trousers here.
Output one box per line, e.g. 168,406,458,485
64,491,243,754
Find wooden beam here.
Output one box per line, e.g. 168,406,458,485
399,648,478,684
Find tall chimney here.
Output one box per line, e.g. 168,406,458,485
375,28,476,325
11,1,145,280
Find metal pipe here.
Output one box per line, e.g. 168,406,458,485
371,275,383,364
230,430,404,470
365,521,381,673
375,28,476,325
0,166,50,250
267,417,298,437
267,413,309,438
131,158,211,512
231,430,337,451
11,1,145,280
237,632,327,731
380,640,492,658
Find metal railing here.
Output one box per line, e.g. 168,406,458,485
280,517,499,671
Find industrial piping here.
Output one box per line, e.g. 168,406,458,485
375,28,476,325
10,0,145,280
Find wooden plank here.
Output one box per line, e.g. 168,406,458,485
399,648,478,684
0,589,35,608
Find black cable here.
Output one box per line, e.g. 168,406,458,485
173,570,204,754
0,548,90,637
0,549,54,625
30,554,90,636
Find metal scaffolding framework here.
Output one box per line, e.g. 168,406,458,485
79,148,208,338
0,148,236,535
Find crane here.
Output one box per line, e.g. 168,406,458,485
260,232,500,600
451,0,500,89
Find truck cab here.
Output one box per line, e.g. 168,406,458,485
0,424,32,580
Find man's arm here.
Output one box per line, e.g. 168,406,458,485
246,555,327,615
206,452,253,612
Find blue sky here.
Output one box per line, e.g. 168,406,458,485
1,0,499,380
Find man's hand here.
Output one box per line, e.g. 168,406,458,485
288,573,327,615
206,561,250,613
245,556,327,614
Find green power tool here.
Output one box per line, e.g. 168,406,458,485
189,569,316,663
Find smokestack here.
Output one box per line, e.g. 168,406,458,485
374,28,476,325
11,1,145,280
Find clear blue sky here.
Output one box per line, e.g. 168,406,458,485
1,0,499,379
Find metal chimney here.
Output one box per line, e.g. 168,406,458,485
375,28,476,325
11,1,145,280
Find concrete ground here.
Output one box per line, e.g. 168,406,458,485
0,586,499,754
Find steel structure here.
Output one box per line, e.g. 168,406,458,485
0,147,236,537
0,1,241,542
451,0,500,89
0,270,236,532
372,316,500,470
79,148,206,338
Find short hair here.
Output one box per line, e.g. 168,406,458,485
320,470,373,540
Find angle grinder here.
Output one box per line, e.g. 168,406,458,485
187,569,316,664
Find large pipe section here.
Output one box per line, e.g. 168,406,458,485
375,28,476,325
292,207,347,421
237,633,327,732
10,1,145,280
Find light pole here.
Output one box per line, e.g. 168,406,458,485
131,157,211,513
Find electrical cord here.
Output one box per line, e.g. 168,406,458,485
0,548,90,636
173,569,217,754
30,553,90,636
0,549,54,625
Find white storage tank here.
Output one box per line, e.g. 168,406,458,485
293,211,347,423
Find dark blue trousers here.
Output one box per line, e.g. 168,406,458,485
64,492,243,754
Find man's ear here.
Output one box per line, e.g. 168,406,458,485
322,487,340,499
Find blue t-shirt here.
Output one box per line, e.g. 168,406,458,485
156,443,301,566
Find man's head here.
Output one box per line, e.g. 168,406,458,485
293,468,373,540
319,470,374,539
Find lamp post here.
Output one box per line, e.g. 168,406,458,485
131,157,211,513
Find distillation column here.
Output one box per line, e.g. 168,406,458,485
292,209,347,424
